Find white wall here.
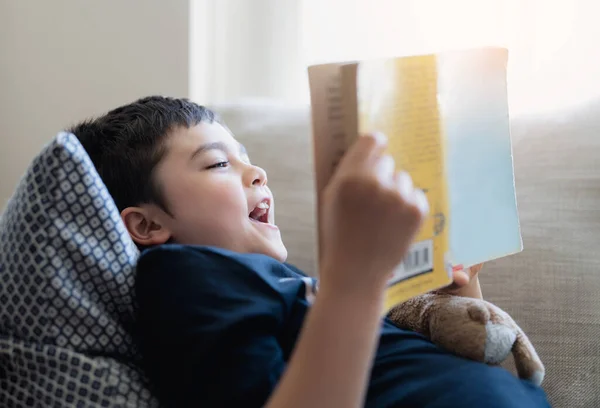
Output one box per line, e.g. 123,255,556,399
0,0,190,205
190,0,306,104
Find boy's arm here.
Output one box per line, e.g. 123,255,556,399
264,133,428,408
266,260,386,408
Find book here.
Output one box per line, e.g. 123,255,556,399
308,47,523,311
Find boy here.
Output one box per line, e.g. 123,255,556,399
72,96,548,407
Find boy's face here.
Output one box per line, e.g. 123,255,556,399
123,122,287,262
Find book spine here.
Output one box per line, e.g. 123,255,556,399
308,64,346,264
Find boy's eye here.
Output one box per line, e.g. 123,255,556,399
207,161,229,169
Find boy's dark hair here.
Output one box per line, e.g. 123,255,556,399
69,96,218,213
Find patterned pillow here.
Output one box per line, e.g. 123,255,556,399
0,133,159,407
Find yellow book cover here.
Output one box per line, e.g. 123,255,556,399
308,55,453,312
352,55,453,310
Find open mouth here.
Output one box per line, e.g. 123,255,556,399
249,199,270,224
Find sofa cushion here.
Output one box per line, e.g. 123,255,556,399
0,132,157,406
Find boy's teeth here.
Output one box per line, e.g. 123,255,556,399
257,202,270,209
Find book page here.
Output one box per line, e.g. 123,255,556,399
357,55,453,310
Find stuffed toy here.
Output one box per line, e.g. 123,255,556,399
387,264,545,386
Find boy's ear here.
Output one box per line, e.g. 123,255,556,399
121,206,171,247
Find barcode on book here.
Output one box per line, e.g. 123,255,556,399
389,240,434,284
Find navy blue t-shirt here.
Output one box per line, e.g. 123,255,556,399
134,245,549,407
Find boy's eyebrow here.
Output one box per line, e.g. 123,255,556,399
190,142,248,160
190,142,228,160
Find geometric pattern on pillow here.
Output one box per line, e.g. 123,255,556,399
0,336,158,407
0,132,159,406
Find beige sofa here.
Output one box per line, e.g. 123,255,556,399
218,100,600,408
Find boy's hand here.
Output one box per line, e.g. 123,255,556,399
319,133,429,295
441,264,484,299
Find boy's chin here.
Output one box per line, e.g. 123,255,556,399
260,242,288,262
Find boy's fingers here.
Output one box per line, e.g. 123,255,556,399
442,270,470,292
453,270,470,287
395,171,429,215
342,132,388,168
374,155,395,186
469,263,484,277
364,132,389,165
395,171,414,201
414,188,429,216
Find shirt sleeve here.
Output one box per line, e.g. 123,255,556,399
134,245,288,408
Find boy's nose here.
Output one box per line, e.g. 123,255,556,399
247,164,268,187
